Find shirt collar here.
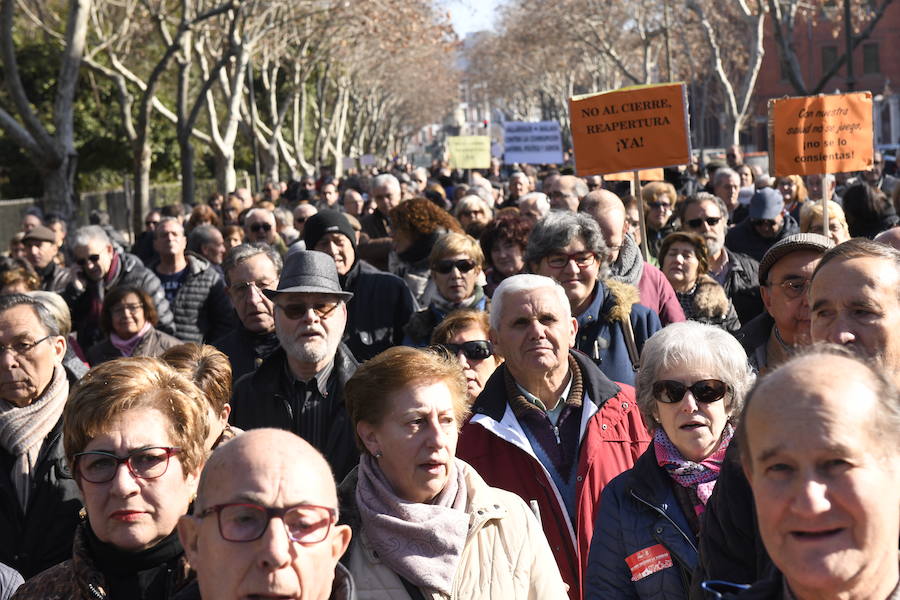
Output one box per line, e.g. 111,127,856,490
284,355,335,396
515,374,572,413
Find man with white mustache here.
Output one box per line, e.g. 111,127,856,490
229,251,360,483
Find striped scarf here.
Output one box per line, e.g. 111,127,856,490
654,423,733,516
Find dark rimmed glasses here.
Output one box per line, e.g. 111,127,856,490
198,503,337,545
544,251,597,269
652,379,730,404
74,447,181,483
433,259,477,274
441,340,494,361
0,335,50,357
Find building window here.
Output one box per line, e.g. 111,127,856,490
822,45,838,73
863,43,880,74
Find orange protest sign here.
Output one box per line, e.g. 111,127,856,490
604,168,665,182
768,92,873,176
569,83,691,176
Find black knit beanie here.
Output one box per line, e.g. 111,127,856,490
302,210,357,253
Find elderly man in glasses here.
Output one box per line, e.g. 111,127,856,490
456,273,649,599
229,251,360,484
244,208,289,257
176,429,353,600
734,233,833,374
64,225,175,350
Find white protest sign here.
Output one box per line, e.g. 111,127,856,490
503,121,564,165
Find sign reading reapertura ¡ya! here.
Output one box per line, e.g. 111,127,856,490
569,82,691,176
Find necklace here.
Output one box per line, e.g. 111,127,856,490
773,325,792,353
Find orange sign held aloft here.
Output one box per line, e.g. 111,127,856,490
569,83,691,176
604,168,665,182
768,92,873,176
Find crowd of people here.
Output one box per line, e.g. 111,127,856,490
0,147,899,599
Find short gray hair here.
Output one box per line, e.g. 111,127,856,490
509,171,529,185
0,293,61,336
678,192,727,225
28,291,72,336
244,208,274,224
713,167,740,187
636,321,755,431
70,225,110,250
157,216,183,235
518,192,550,215
454,195,493,219
273,207,294,228
221,243,283,286
187,224,220,254
490,274,569,331
372,173,400,192
525,211,609,274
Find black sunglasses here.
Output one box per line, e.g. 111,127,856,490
652,379,730,404
250,223,273,233
442,340,493,361
76,254,101,267
752,219,777,227
433,259,476,274
686,216,722,229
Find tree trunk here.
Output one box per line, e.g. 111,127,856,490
132,141,152,220
39,155,77,219
214,149,237,194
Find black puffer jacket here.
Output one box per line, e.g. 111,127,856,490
724,215,800,263
65,252,175,351
149,253,236,343
721,249,763,326
0,418,83,579
229,344,360,483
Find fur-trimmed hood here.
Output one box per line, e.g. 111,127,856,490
604,279,640,323
690,274,732,321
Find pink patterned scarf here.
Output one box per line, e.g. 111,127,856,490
654,424,733,516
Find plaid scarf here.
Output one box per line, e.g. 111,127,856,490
654,423,733,517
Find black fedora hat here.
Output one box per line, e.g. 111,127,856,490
264,250,353,300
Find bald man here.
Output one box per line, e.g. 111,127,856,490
874,227,900,250
546,175,587,212
580,190,685,325
177,429,353,600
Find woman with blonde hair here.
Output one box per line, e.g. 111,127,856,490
641,181,679,259
799,200,850,245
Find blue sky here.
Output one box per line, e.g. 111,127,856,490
441,0,500,37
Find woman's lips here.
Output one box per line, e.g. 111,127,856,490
110,510,146,522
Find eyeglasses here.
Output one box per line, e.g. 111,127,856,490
250,223,273,233
75,254,102,267
648,201,672,210
686,216,722,229
752,219,778,228
294,217,308,224
198,503,337,545
276,300,341,320
0,335,50,357
433,259,477,274
230,279,277,298
112,303,143,317
145,220,160,227
766,278,809,299
544,252,597,269
441,340,494,361
73,447,181,483
652,379,730,404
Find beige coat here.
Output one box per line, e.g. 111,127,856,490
344,462,569,600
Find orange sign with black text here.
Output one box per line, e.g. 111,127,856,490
768,92,873,176
569,83,691,176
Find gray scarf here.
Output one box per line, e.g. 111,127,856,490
610,235,644,287
356,453,470,595
0,366,68,509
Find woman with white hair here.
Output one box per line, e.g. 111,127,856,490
453,194,493,237
585,321,754,600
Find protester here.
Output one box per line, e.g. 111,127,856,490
457,274,650,599
527,211,661,386
775,174,808,221
712,168,742,223
229,251,360,483
86,285,181,364
735,233,833,372
65,225,175,350
186,224,227,268
547,174,588,211
28,290,88,384
659,232,740,332
642,181,680,258
798,199,851,245
358,173,401,271
0,266,39,295
453,194,493,235
161,343,237,450
478,214,531,296
212,244,282,380
303,210,415,362
0,294,80,578
11,358,206,598
842,182,898,238
517,191,550,223
736,346,900,599
220,225,244,251
341,346,567,597
726,187,800,262
586,321,754,599
175,429,353,600
243,208,287,256
430,309,501,404
22,225,70,293
679,192,763,324
581,189,685,325
186,205,220,232
404,232,487,347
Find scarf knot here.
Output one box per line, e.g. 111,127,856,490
110,321,152,357
653,423,733,516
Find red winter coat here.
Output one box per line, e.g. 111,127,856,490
457,351,650,600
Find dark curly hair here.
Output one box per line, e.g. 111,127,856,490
479,214,533,271
389,197,462,237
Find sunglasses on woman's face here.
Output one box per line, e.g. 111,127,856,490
433,259,476,274
441,340,493,361
652,379,730,404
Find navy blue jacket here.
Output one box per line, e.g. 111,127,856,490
585,445,698,600
576,280,662,387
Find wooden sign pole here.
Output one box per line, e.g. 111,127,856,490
822,173,831,238
634,170,650,261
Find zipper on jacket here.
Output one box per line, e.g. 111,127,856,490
629,489,698,554
552,425,560,444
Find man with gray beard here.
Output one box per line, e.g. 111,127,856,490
228,251,359,482
679,192,764,324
